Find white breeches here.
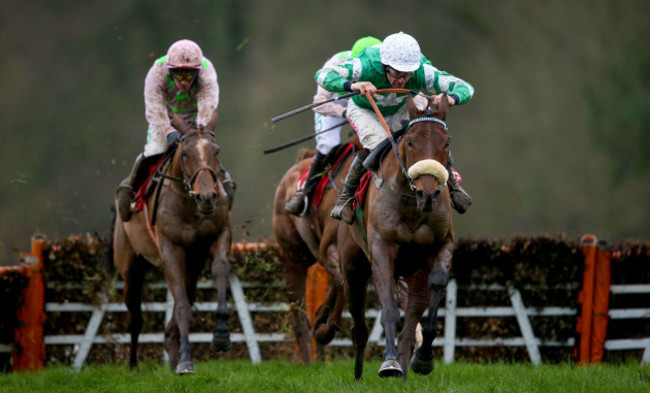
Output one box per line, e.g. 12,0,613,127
143,125,167,157
314,113,345,155
346,99,410,150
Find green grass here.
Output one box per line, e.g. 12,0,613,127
1,360,648,393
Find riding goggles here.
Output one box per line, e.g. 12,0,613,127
170,68,199,82
384,65,413,80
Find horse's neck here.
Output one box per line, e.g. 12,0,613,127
164,156,189,196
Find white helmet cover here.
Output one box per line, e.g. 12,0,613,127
380,32,421,72
166,39,203,69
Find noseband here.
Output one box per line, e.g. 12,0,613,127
402,116,449,192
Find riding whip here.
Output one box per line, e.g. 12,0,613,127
263,120,349,154
271,92,360,123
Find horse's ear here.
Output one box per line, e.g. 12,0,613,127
434,92,449,121
205,110,219,132
169,111,192,135
406,93,425,119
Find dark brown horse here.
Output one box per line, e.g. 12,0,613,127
338,93,454,380
272,142,359,362
113,113,232,374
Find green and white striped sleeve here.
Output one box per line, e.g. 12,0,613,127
422,64,475,105
315,61,354,93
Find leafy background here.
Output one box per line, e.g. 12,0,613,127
1,0,649,264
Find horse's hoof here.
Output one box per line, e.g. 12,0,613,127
314,325,336,345
212,335,232,353
410,352,434,375
175,361,195,375
378,359,403,378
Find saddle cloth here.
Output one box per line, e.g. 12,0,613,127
133,155,167,212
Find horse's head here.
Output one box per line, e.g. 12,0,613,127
171,111,223,215
403,93,451,213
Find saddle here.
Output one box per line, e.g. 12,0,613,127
132,151,176,213
294,143,356,207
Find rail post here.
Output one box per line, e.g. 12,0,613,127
577,234,597,365
13,234,46,372
590,239,612,364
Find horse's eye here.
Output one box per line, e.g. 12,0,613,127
215,149,220,156
407,139,413,148
180,150,189,158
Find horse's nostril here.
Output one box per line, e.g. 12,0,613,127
416,190,424,199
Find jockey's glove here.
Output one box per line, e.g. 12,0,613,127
167,131,181,146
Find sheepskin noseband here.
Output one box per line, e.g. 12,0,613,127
407,159,449,186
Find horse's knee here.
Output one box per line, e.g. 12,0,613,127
211,257,231,277
381,305,401,327
429,268,449,291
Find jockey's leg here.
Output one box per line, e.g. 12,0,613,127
446,151,472,214
116,153,153,222
284,152,327,216
330,148,369,224
220,168,236,210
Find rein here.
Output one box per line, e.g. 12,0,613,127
364,90,416,191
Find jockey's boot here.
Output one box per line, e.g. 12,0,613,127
330,151,368,224
448,166,472,214
221,168,236,210
116,153,146,223
284,152,327,216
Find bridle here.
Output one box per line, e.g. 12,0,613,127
365,89,450,191
402,115,449,193
160,131,221,198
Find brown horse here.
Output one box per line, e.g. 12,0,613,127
272,142,359,362
338,93,454,380
112,113,232,374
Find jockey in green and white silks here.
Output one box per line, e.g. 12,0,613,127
315,36,474,150
315,32,475,223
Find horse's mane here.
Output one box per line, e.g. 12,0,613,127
296,148,317,162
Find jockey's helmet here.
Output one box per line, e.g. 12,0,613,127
166,39,203,69
380,32,421,73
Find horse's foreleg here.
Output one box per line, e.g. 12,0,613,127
370,239,402,378
161,244,194,375
210,228,232,353
164,313,180,371
123,256,146,370
411,238,453,375
398,270,429,378
342,243,371,381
